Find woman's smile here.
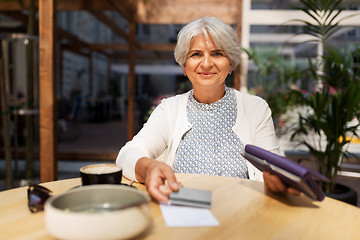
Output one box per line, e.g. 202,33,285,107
199,72,216,77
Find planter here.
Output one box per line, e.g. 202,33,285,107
325,184,358,206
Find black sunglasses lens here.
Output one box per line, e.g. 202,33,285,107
27,184,51,213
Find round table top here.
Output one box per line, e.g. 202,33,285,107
1,173,360,240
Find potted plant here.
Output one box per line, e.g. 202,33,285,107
290,45,360,193
288,0,360,201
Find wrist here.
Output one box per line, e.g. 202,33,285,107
135,157,156,183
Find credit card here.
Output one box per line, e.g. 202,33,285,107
169,187,212,208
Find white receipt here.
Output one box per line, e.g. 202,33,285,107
160,203,219,228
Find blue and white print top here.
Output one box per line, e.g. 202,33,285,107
173,87,248,178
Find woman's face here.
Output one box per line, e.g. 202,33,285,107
184,34,232,91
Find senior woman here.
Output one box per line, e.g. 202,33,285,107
116,16,299,202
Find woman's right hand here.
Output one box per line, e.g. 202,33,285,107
135,157,182,203
263,171,301,196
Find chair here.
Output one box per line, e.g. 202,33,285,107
116,96,127,121
58,96,82,141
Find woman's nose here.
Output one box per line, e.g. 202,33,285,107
201,55,213,68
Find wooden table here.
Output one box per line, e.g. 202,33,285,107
1,173,360,240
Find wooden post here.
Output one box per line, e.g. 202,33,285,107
0,58,13,188
127,21,136,140
39,0,58,182
233,0,243,90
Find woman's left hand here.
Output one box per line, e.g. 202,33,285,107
263,171,301,196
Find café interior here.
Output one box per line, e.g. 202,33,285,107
1,0,360,239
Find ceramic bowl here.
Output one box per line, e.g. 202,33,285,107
80,164,122,185
44,184,150,240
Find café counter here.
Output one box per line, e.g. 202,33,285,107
1,173,360,240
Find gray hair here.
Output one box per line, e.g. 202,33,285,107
174,17,242,69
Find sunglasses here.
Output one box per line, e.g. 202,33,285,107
27,183,52,213
27,182,137,213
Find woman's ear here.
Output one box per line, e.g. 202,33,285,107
182,66,186,76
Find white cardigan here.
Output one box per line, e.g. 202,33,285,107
116,90,280,182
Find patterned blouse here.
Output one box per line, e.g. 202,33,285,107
173,87,248,178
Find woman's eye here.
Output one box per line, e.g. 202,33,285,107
213,51,224,56
190,52,200,57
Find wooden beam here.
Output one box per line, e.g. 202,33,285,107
88,10,129,41
61,43,91,57
57,29,109,56
0,1,33,11
89,42,176,51
139,43,176,51
0,0,243,24
110,52,174,60
134,0,239,24
5,2,359,26
39,0,58,182
0,0,133,12
90,43,128,51
0,0,238,21
3,1,359,26
89,42,175,60
59,0,135,13
56,0,113,11
106,0,134,22
57,29,90,47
